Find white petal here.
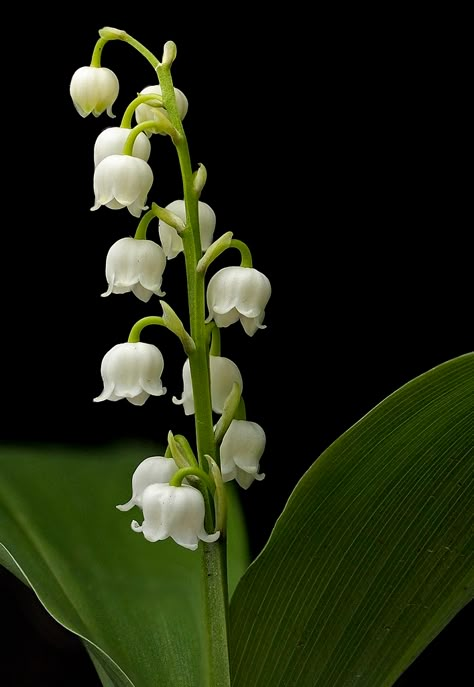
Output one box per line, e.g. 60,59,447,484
131,283,153,302
105,198,125,210
70,66,119,118
206,267,271,328
221,463,237,483
117,456,179,510
116,498,135,512
171,530,200,551
159,223,184,259
127,391,150,406
94,127,151,167
172,358,195,414
198,528,221,544
198,201,216,251
209,356,243,414
220,420,266,487
212,309,241,329
94,342,165,404
241,314,266,336
235,468,265,490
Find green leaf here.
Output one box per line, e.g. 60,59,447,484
230,353,474,687
0,442,249,687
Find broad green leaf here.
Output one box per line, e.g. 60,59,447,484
0,443,249,687
230,353,474,687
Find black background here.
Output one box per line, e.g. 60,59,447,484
1,5,471,685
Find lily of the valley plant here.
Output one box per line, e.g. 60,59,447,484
70,25,269,684
1,24,467,687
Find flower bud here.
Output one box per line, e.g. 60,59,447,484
94,342,166,406
173,355,243,415
220,420,266,489
102,237,166,303
206,266,271,336
131,484,220,550
135,85,188,135
159,199,216,259
70,66,119,118
91,155,153,217
116,456,180,511
94,127,151,167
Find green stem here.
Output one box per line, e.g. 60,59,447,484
94,28,160,72
202,540,230,687
122,33,160,70
123,121,168,155
120,94,164,128
90,37,107,67
230,239,253,267
210,325,221,357
128,316,165,343
169,466,214,492
157,62,215,472
134,208,157,240
157,60,230,687
112,30,230,685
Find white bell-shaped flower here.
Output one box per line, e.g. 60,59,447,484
102,237,166,303
116,456,179,511
94,127,151,167
91,154,153,218
220,420,266,489
131,483,220,550
70,66,119,118
173,355,243,415
158,199,217,259
135,85,188,135
206,266,271,336
94,342,166,406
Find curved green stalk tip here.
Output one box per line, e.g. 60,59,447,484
98,27,127,40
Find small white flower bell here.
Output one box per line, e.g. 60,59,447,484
94,342,166,406
158,199,217,259
91,154,154,217
173,355,243,415
70,66,119,118
102,237,166,303
116,456,179,511
94,127,151,167
220,420,266,489
135,85,188,135
131,483,220,550
206,266,271,336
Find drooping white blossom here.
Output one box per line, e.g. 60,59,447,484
94,127,151,167
158,199,217,259
206,266,271,336
135,85,188,135
116,456,180,511
220,420,266,489
94,342,166,406
91,154,154,217
131,483,220,550
173,355,243,415
102,237,166,303
70,66,119,118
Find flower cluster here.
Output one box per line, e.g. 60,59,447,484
71,30,271,550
